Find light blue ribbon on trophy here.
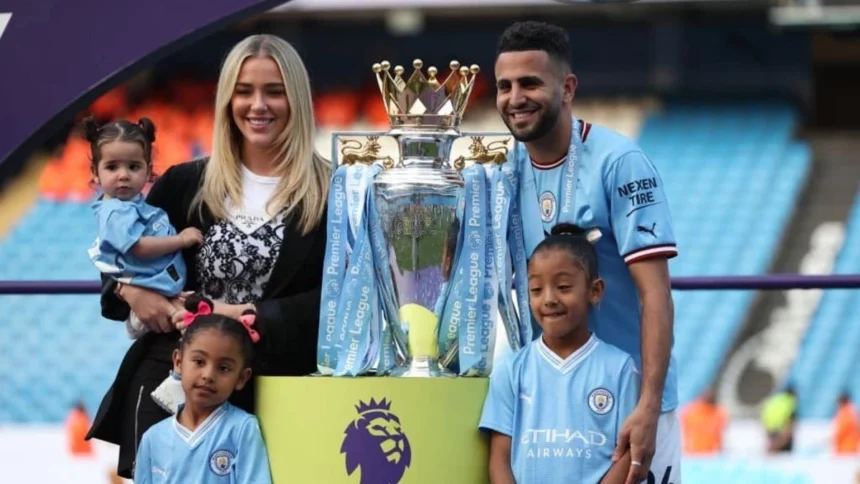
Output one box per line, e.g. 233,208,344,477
489,162,522,351
332,165,367,369
317,166,350,374
433,189,464,324
376,311,396,375
345,163,372,243
437,163,489,375
333,213,377,376
471,168,499,376
513,118,584,340
506,179,532,345
365,176,400,375
333,165,386,376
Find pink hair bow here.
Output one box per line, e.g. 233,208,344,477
238,313,261,343
183,300,212,328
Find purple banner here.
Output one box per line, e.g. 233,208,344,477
1,274,859,295
0,0,285,167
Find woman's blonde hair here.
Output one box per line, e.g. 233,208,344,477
190,34,330,235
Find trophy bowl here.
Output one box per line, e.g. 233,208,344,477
320,58,520,378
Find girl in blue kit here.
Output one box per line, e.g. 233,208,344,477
480,223,639,484
134,294,272,484
86,116,203,339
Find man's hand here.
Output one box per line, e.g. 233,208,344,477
613,404,659,484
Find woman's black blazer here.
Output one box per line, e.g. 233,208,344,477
86,157,326,445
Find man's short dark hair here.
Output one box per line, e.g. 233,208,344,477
496,21,572,70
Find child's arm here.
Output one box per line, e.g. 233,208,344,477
133,431,152,484
600,448,632,484
611,356,642,484
479,357,517,484
236,416,273,484
130,227,203,259
488,431,516,484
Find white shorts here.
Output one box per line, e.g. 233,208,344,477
647,409,682,484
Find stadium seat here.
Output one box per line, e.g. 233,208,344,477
2,97,810,424
638,101,810,405
790,190,860,419
0,200,131,424
683,458,814,483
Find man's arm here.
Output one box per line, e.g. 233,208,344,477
628,257,674,413
604,150,677,483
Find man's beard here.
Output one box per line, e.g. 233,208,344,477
503,101,562,143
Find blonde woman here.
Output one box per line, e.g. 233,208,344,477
86,35,330,479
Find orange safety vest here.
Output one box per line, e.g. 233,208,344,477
66,408,93,456
834,403,860,454
681,400,727,454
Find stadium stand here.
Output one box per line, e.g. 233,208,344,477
790,189,860,419
0,202,132,423
0,82,811,423
683,458,813,483
638,100,811,405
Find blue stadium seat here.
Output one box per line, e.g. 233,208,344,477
682,458,814,483
639,101,810,404
0,200,131,424
0,100,810,423
790,190,860,418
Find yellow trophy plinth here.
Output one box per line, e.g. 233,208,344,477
257,376,490,484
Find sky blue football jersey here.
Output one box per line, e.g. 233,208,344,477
516,118,679,412
134,402,272,484
480,335,639,483
89,194,186,296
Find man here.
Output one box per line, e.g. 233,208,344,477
495,21,680,484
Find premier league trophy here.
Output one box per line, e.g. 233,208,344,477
316,59,532,379
258,58,530,483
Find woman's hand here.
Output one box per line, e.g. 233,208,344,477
170,299,254,333
118,285,177,333
213,301,255,320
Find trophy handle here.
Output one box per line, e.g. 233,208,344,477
330,131,390,171
451,135,512,170
338,136,397,168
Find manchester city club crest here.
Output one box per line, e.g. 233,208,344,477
209,449,234,476
539,191,556,223
588,388,615,415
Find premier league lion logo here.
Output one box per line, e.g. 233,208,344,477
341,397,412,484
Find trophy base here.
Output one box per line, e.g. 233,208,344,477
257,376,490,483
389,355,455,378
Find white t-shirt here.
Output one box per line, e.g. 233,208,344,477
195,165,287,304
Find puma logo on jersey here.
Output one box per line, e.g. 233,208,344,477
637,223,657,238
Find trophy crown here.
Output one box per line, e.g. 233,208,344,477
372,58,481,129
355,397,393,414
